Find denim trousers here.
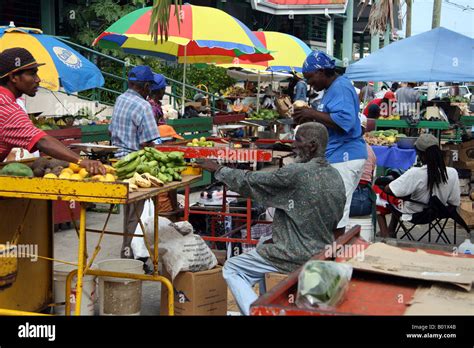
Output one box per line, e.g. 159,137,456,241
223,249,280,315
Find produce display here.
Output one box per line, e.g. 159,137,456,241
378,114,401,120
31,106,110,130
363,129,400,146
113,147,187,184
29,157,117,181
0,163,34,177
247,109,279,121
0,148,189,194
186,137,215,147
221,86,252,98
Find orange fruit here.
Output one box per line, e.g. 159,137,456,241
68,162,81,173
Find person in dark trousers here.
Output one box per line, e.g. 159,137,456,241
109,65,161,259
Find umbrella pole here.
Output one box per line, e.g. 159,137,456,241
182,45,187,116
257,71,261,113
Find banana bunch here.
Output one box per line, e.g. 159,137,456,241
123,173,164,192
113,147,187,183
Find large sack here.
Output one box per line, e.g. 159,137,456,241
134,200,217,280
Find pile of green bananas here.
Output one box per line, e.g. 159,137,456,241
113,147,187,183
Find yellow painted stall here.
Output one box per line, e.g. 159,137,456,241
0,174,201,316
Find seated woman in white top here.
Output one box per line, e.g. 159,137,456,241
382,133,460,237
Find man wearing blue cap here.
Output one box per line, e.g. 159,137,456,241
293,50,367,237
109,65,161,259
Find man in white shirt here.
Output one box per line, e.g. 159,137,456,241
381,134,460,236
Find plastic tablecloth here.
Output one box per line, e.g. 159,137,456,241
371,145,417,170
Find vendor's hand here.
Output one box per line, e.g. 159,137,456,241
80,159,106,176
195,158,221,172
293,107,316,125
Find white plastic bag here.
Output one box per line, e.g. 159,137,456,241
131,199,154,259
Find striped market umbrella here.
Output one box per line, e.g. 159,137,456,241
0,26,104,93
93,4,272,64
220,31,312,73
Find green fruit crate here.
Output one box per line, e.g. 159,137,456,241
375,119,450,130
166,117,213,140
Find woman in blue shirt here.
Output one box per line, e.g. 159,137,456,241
293,51,368,237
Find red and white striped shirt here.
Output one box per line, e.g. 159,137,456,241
0,86,46,161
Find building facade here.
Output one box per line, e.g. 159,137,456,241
0,0,399,64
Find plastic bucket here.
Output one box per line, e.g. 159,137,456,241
348,216,374,242
97,259,144,316
53,263,96,315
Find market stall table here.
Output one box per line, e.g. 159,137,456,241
0,174,201,316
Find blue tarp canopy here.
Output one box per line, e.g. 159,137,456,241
345,27,474,82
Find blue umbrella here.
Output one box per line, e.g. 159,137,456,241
345,27,474,82
0,26,104,93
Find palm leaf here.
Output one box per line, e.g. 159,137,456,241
148,0,183,44
367,0,400,36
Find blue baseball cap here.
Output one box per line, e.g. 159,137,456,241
128,66,154,82
150,73,168,91
302,50,336,74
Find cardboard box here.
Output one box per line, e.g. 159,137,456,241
265,272,288,292
453,160,474,171
459,199,474,227
160,266,227,316
458,140,474,162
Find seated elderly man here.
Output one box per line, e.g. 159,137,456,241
198,123,346,315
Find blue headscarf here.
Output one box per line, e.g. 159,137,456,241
150,73,168,91
302,50,336,74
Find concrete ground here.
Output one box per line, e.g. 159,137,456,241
54,191,201,316
54,193,469,316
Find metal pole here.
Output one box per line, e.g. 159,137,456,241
182,45,187,116
257,71,261,113
359,34,364,60
428,0,442,100
153,196,159,275
326,17,334,56
342,0,354,67
370,34,380,93
432,0,442,29
384,22,391,47
406,0,412,38
74,203,87,315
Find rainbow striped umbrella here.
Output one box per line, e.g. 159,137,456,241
93,4,272,64
0,26,104,93
220,31,312,73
